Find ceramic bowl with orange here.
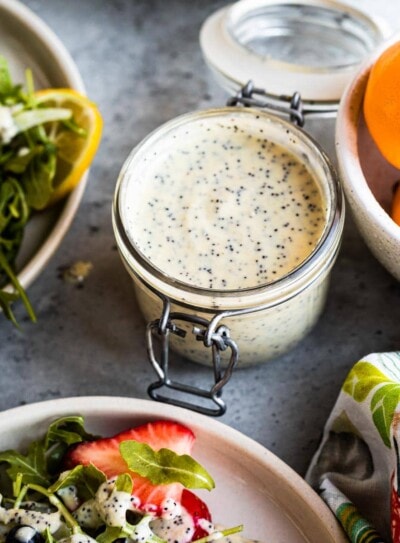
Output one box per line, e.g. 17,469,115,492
336,34,400,281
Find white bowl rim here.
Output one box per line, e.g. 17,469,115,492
0,0,88,291
335,32,400,242
0,395,347,542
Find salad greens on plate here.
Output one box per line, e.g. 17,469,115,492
0,416,244,543
0,56,99,327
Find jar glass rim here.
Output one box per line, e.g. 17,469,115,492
199,0,389,104
113,107,344,308
226,0,386,72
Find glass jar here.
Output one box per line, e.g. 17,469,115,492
112,0,387,415
113,107,344,414
200,0,388,108
200,0,389,157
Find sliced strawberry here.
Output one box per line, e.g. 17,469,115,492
181,489,212,540
65,420,195,514
116,420,195,455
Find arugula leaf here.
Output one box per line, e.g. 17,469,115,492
12,471,24,498
0,249,36,326
0,440,50,488
0,56,13,96
115,473,133,494
0,287,20,326
49,464,106,501
21,144,57,209
0,415,97,494
45,415,96,447
44,415,97,474
5,147,40,175
120,441,215,490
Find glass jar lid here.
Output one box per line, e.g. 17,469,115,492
200,0,389,108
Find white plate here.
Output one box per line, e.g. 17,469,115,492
0,396,347,542
0,0,87,292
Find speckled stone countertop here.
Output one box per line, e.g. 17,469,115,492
2,0,400,476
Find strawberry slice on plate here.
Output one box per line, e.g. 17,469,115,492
181,489,212,539
65,420,196,514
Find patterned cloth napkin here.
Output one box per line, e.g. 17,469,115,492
306,352,400,543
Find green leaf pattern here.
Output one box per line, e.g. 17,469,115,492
343,359,400,448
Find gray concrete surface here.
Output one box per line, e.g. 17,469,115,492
1,0,400,476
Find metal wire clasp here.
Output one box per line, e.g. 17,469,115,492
146,300,239,416
227,80,339,123
227,80,305,126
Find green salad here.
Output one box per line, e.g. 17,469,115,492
0,416,244,543
0,56,84,326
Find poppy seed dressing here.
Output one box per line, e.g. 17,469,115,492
115,108,343,366
121,114,327,290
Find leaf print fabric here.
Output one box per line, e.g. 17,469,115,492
306,352,400,542
343,361,400,447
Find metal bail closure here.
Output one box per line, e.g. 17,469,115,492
227,80,309,126
146,310,239,417
227,80,342,121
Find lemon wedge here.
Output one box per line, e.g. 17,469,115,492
35,88,103,205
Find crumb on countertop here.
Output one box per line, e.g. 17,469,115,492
59,261,93,284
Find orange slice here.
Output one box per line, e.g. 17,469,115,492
363,41,400,169
392,182,400,226
35,88,103,205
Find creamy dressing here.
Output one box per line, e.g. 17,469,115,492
94,479,135,527
150,507,195,542
73,498,102,529
132,516,159,542
118,110,333,365
123,114,326,291
0,478,258,543
57,485,80,512
0,503,61,533
72,480,205,543
83,481,198,542
159,497,182,520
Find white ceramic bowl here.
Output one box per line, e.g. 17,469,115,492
0,0,87,293
336,34,400,281
0,396,347,542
